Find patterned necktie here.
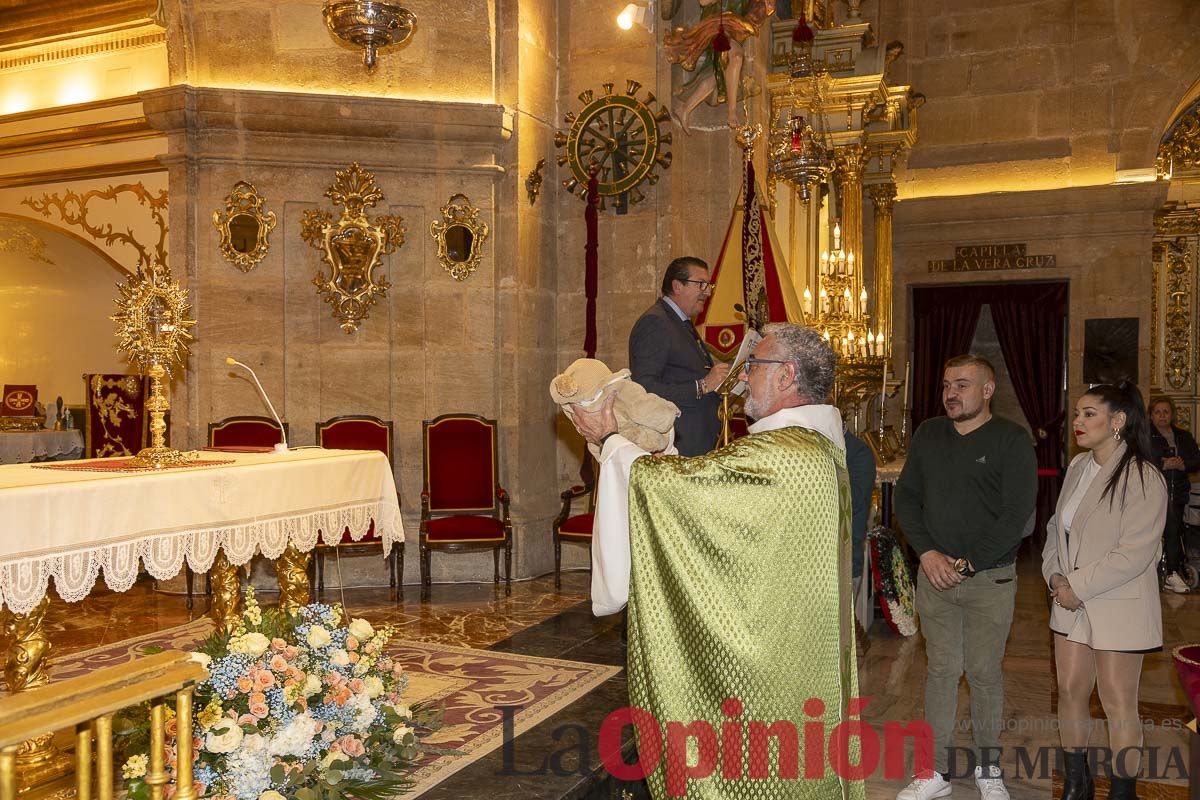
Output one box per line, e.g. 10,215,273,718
688,322,713,367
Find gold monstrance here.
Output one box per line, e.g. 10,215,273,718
112,263,196,467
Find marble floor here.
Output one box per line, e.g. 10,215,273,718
33,557,1200,799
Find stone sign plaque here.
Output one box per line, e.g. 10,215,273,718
928,243,1056,273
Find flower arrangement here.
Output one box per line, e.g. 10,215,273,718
117,588,436,800
868,526,918,637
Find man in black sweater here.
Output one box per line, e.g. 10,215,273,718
893,354,1037,800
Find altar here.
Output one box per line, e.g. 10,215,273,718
0,430,83,465
0,447,402,617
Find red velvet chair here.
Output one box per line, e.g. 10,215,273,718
315,415,402,600
420,413,511,600
553,466,597,590
207,416,288,448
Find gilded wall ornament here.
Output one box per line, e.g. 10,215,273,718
554,80,672,210
1158,102,1200,179
430,193,489,282
525,158,545,206
213,181,277,273
301,163,405,333
22,182,167,274
0,220,53,265
1163,239,1192,390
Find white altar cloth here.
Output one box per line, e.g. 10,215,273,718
0,448,403,614
0,429,84,465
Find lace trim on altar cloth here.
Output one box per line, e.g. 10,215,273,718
0,499,403,616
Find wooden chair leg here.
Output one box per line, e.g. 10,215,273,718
396,544,404,602
185,565,194,611
554,534,562,591
504,540,512,596
316,550,325,594
420,544,430,601
493,547,500,586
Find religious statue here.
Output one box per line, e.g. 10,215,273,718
665,0,775,134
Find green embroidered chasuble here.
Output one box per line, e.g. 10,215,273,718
625,427,864,799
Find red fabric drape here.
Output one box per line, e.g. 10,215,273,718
989,282,1068,539
910,286,985,429
583,171,599,358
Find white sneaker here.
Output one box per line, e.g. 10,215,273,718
896,771,952,800
974,765,1010,800
1165,573,1191,593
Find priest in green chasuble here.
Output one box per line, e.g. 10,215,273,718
564,323,865,800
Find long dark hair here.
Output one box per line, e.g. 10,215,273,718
1084,382,1161,506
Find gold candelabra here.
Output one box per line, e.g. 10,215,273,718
112,263,197,468
802,223,886,362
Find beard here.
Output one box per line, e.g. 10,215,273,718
744,389,770,422
945,401,981,422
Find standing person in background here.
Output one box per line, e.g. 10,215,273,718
845,426,877,591
629,257,731,456
1043,383,1167,800
894,354,1038,800
1148,396,1200,593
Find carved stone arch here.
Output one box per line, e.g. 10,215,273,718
0,212,131,276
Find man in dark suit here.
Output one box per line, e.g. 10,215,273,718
629,257,732,456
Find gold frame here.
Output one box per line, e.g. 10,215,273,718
213,181,277,273
301,162,406,333
429,193,489,282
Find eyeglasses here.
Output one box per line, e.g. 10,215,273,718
742,356,790,371
680,278,713,291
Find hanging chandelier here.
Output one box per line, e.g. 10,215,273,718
802,222,886,362
768,15,833,201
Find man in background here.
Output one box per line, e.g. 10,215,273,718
894,354,1037,800
629,256,731,456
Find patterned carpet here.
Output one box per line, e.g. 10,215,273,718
49,618,622,796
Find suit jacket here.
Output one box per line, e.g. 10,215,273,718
628,298,720,456
1041,445,1167,650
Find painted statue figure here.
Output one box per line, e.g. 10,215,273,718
665,0,775,134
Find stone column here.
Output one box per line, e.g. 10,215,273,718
869,182,897,354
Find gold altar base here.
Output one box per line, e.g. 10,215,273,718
132,445,195,469
0,598,73,794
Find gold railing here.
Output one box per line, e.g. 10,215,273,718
0,651,207,800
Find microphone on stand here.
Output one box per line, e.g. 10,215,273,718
224,357,289,453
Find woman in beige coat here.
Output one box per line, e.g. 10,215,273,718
1042,382,1166,800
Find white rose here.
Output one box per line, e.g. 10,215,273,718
392,725,414,745
348,618,374,640
241,733,267,753
259,792,287,800
230,632,270,658
362,676,385,699
390,703,411,719
189,652,212,670
330,649,351,666
304,673,322,696
306,626,331,649
204,719,243,754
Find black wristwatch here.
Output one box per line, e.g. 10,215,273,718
953,557,977,578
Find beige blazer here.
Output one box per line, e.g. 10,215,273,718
1041,445,1167,651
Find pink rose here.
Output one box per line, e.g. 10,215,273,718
238,713,257,726
249,691,266,705
236,676,254,693
349,679,364,693
284,646,300,659
338,735,366,758
345,636,359,650
272,637,288,651
254,671,275,690
270,655,289,672
249,701,269,719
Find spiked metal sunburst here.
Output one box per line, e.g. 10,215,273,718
554,80,673,210
112,264,197,467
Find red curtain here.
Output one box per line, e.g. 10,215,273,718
989,282,1068,539
910,286,985,429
